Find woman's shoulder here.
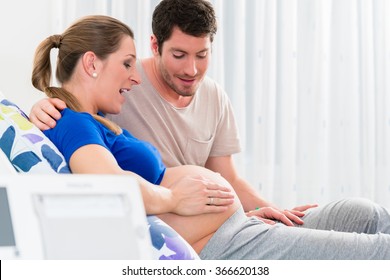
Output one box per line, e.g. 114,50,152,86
61,108,92,118
59,108,96,126
53,109,104,138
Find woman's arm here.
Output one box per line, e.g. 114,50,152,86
69,144,235,216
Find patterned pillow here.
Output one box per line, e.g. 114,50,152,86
147,215,199,260
0,92,70,174
0,147,17,174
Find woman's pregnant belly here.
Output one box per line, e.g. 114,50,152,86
158,165,241,253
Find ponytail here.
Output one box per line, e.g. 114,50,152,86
31,16,130,135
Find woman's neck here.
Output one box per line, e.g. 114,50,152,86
62,82,96,114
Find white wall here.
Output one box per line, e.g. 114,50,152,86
0,0,55,113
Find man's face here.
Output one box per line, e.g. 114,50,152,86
156,27,211,97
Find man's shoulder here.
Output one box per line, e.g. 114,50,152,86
198,76,229,101
200,75,221,88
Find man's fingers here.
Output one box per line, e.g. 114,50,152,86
257,218,276,225
36,113,57,129
28,115,52,131
41,102,62,121
29,98,67,130
283,211,304,225
292,204,318,212
287,209,305,217
247,207,297,226
50,98,67,111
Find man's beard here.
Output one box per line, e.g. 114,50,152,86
160,64,198,97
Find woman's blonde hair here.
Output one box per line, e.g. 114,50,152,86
31,15,134,135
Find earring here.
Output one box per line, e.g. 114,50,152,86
92,72,98,78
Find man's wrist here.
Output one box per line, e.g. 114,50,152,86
248,207,260,213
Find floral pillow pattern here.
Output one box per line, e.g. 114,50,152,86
0,94,70,174
0,146,17,174
147,215,199,260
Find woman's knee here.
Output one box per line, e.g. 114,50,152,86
340,197,382,233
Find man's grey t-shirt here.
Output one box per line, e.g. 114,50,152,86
108,60,241,167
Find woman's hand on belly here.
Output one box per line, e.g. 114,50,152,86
167,174,235,216
159,165,241,251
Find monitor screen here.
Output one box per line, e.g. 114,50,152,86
0,187,16,247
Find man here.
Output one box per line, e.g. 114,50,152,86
30,0,387,233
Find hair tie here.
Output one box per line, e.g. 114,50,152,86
51,34,62,49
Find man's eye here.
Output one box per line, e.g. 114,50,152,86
197,53,207,59
173,53,184,59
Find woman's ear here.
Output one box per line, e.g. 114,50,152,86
82,51,99,78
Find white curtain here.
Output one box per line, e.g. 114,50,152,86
54,0,390,209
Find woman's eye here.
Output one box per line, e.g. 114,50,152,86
124,63,131,68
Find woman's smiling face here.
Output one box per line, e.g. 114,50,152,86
96,36,140,114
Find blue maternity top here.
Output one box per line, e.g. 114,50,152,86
44,108,166,184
